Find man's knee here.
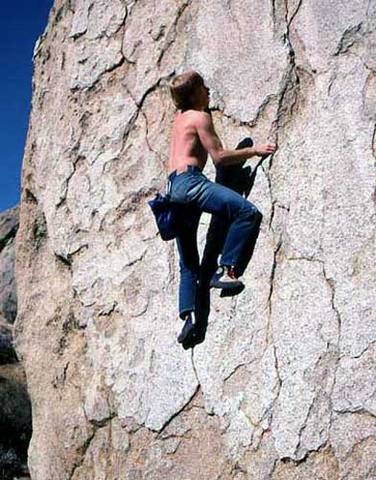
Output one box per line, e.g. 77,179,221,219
241,203,262,223
254,207,263,225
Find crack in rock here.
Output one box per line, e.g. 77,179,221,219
156,384,200,437
322,263,342,348
266,240,282,320
156,0,192,66
334,22,364,56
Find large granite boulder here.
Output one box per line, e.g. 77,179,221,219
15,0,375,479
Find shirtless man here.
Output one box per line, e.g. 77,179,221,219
167,70,277,344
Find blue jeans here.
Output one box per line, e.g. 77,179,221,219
168,165,262,318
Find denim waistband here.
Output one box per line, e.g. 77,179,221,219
168,165,202,181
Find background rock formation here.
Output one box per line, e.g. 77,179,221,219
0,206,18,324
0,206,31,479
15,0,375,479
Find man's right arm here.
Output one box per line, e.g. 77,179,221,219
195,112,276,166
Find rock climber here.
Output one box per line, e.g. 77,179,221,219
167,70,277,345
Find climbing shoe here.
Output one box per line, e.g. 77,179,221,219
182,323,206,349
177,312,196,345
220,283,245,297
182,333,200,350
210,265,244,290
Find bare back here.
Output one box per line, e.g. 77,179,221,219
168,110,208,174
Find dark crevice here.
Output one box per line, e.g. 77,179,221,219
294,395,317,459
280,441,332,466
69,50,126,93
347,339,376,359
271,0,276,24
89,413,117,429
134,73,176,112
0,226,18,253
32,211,48,249
322,263,342,347
103,54,125,75
56,153,86,209
223,362,248,383
68,409,119,479
287,0,304,28
98,302,118,317
121,74,175,162
190,349,200,385
212,94,278,129
156,0,193,66
137,99,164,167
54,252,72,267
250,94,279,127
271,0,301,142
267,240,282,317
54,243,89,268
25,188,38,204
334,23,363,56
156,385,200,437
266,345,283,426
208,106,254,131
68,429,95,480
333,406,376,417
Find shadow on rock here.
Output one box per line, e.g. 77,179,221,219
183,137,267,350
0,366,32,480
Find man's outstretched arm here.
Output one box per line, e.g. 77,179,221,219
195,111,276,166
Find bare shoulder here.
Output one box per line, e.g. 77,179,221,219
188,110,211,128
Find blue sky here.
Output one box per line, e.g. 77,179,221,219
0,1,53,212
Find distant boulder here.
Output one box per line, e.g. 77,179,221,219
0,364,31,479
0,316,17,364
0,205,18,324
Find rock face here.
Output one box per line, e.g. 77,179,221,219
15,1,375,479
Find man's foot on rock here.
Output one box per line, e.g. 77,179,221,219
177,312,196,344
220,282,245,297
182,335,199,350
210,266,244,290
182,327,206,350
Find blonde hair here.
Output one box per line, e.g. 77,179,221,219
169,70,205,110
